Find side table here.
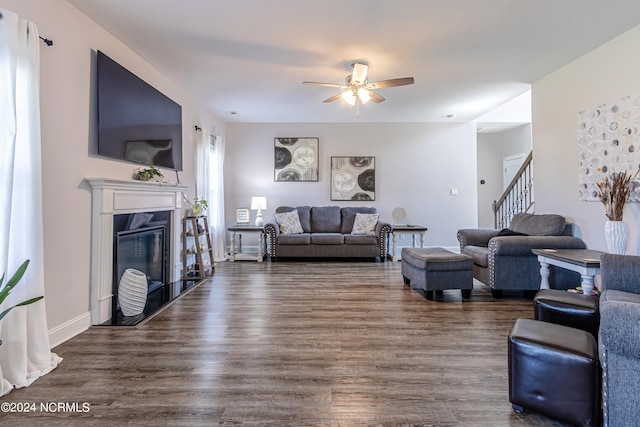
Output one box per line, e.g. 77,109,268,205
228,225,265,262
389,225,428,262
531,248,606,295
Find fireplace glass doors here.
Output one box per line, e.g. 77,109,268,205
113,225,168,324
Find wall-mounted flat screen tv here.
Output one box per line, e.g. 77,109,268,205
97,50,183,170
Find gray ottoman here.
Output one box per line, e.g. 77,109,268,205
401,247,473,300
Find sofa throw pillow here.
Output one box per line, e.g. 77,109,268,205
275,210,304,234
509,213,566,236
341,207,377,234
351,213,379,235
496,228,527,237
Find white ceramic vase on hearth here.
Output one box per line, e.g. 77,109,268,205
118,268,148,316
605,220,627,254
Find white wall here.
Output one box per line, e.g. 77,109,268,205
502,124,532,158
476,90,531,125
225,122,478,249
533,24,640,254
1,0,223,345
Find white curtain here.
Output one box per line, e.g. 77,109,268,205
209,135,226,261
0,9,61,396
196,131,226,261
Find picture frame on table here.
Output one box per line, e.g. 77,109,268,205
236,208,250,224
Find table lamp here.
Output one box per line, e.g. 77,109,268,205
251,196,267,227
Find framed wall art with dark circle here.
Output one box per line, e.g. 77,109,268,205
274,137,319,182
331,156,375,201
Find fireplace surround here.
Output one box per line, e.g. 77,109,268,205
86,178,188,325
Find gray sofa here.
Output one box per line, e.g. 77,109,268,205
264,206,391,261
599,254,640,427
457,213,586,297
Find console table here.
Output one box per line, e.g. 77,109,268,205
389,225,428,262
531,248,606,295
228,225,265,262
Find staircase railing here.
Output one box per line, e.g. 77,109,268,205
492,151,534,229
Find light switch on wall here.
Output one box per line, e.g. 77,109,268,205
450,188,458,196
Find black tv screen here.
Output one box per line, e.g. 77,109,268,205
97,51,183,170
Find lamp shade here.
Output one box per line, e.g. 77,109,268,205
250,196,267,210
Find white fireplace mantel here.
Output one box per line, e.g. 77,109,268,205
86,178,189,325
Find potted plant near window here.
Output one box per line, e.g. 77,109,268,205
596,169,639,254
191,197,208,217
0,260,43,346
184,196,208,217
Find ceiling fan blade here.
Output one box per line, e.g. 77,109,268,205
323,92,344,103
303,81,345,88
351,63,368,85
368,91,385,103
366,77,415,89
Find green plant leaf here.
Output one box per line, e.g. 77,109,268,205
0,296,43,322
0,260,30,304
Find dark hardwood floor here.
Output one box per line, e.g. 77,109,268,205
1,260,570,426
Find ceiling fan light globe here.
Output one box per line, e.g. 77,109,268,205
342,90,356,105
357,88,371,104
351,63,368,85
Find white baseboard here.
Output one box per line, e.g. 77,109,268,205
48,311,91,349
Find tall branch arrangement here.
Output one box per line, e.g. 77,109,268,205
596,170,639,221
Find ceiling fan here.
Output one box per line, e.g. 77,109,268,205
303,62,415,117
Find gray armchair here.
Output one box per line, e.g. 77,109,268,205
599,254,640,427
457,213,586,298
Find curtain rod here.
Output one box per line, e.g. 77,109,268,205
0,12,52,45
39,36,53,46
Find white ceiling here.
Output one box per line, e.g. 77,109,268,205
67,0,640,123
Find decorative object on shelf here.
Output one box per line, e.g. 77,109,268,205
0,260,44,345
331,156,375,201
133,165,164,182
274,137,319,182
236,208,250,224
192,197,208,217
596,170,639,254
183,195,208,217
118,268,148,317
392,207,407,224
251,197,267,227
